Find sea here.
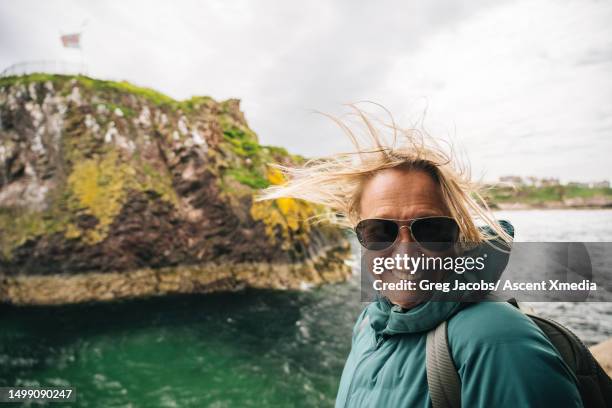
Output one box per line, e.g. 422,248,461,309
1,209,610,407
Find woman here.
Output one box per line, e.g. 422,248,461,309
258,106,582,407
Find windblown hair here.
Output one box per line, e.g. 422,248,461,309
256,104,512,246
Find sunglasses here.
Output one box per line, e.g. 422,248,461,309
355,216,460,252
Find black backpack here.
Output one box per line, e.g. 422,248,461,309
426,299,612,408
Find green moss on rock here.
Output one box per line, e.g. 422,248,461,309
0,73,347,274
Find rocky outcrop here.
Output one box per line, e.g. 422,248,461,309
0,74,351,305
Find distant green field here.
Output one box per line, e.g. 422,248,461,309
485,185,612,206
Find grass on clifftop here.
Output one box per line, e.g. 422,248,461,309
0,73,214,111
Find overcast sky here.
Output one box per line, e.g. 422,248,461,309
1,0,611,182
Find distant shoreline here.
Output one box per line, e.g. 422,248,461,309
486,184,612,211
493,201,612,210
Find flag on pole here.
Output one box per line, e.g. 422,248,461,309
60,33,81,49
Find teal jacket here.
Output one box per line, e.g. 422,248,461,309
335,297,583,407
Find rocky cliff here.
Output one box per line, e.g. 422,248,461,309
0,74,351,305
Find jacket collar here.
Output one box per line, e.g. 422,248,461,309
367,295,463,335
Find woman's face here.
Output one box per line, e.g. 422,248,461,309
359,167,452,308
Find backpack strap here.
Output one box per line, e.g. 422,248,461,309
426,320,462,408
425,299,524,408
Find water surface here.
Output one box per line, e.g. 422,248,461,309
1,210,611,407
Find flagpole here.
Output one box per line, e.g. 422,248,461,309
80,45,84,75
80,19,88,75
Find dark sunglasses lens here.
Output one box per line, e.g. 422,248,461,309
411,217,459,251
356,219,399,251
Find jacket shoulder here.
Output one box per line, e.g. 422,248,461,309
444,301,582,407
447,301,539,347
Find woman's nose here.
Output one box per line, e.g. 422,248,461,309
397,225,414,243
392,225,420,258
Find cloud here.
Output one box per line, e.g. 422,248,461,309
0,0,610,182
381,0,612,182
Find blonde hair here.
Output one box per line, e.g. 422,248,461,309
256,104,512,247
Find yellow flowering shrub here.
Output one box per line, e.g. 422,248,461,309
250,167,318,250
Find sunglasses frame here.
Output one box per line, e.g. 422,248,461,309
354,216,459,252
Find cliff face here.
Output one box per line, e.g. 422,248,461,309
0,74,351,305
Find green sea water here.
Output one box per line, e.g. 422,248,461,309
0,279,362,407
2,210,612,407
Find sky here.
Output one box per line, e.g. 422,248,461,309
1,0,611,183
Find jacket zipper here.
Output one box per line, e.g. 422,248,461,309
343,334,386,408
